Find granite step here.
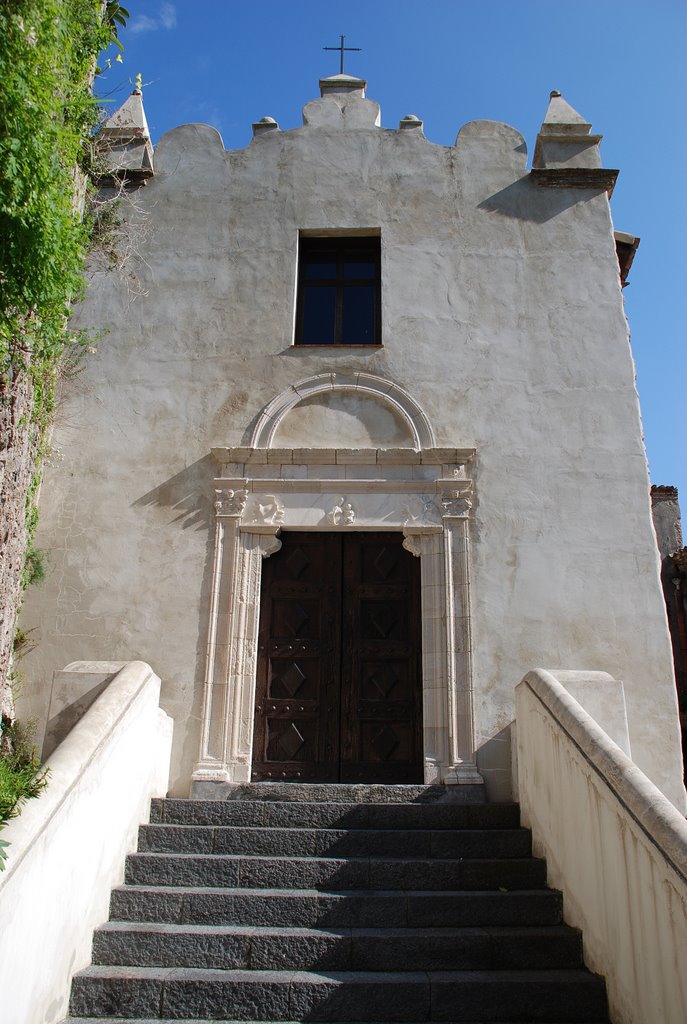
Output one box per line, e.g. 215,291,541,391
93,922,584,972
124,852,547,891
69,965,608,1021
65,1019,611,1024
64,791,608,1024
150,799,518,830
186,783,486,805
138,823,532,859
110,885,565,928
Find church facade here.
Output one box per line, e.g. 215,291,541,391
20,76,685,809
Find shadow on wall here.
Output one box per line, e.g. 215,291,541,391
478,177,605,224
132,454,216,794
43,673,115,760
476,726,514,802
132,454,216,533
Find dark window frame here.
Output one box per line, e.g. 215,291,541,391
295,235,382,346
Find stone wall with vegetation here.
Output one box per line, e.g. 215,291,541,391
0,377,37,723
0,1,126,820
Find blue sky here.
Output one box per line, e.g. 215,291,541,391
98,0,687,506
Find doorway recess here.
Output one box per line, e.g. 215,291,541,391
253,532,423,782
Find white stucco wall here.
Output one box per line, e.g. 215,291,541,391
19,81,684,805
0,661,172,1024
516,669,687,1024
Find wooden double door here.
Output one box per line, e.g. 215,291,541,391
252,532,423,783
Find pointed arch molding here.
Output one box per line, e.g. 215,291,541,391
250,372,436,450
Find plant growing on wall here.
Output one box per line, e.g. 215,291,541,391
0,721,49,870
0,2,116,379
0,0,129,813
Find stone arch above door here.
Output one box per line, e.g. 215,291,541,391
250,372,436,450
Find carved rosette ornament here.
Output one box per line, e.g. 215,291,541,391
214,488,248,517
441,490,472,518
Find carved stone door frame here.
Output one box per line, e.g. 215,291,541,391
193,445,481,790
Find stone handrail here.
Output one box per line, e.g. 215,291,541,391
515,668,687,1024
0,660,173,1024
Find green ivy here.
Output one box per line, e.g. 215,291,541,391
0,4,129,847
0,2,128,603
0,0,112,385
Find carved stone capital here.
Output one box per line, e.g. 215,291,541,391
214,488,247,517
440,489,472,518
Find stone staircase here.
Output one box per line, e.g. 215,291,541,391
63,784,609,1023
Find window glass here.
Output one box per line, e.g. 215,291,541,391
342,286,376,344
300,286,336,344
343,257,377,280
303,257,337,280
296,236,381,346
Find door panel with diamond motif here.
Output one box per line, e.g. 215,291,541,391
252,532,422,783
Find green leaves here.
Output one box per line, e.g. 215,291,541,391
0,720,50,847
0,834,9,872
0,4,116,721
105,3,130,52
0,1,110,380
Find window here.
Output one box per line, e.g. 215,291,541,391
295,235,381,345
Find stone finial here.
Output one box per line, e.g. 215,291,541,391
399,113,423,132
101,88,150,140
540,92,592,135
252,116,280,138
531,90,618,195
97,88,154,183
319,73,367,98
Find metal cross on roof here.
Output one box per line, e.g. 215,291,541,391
323,34,362,75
